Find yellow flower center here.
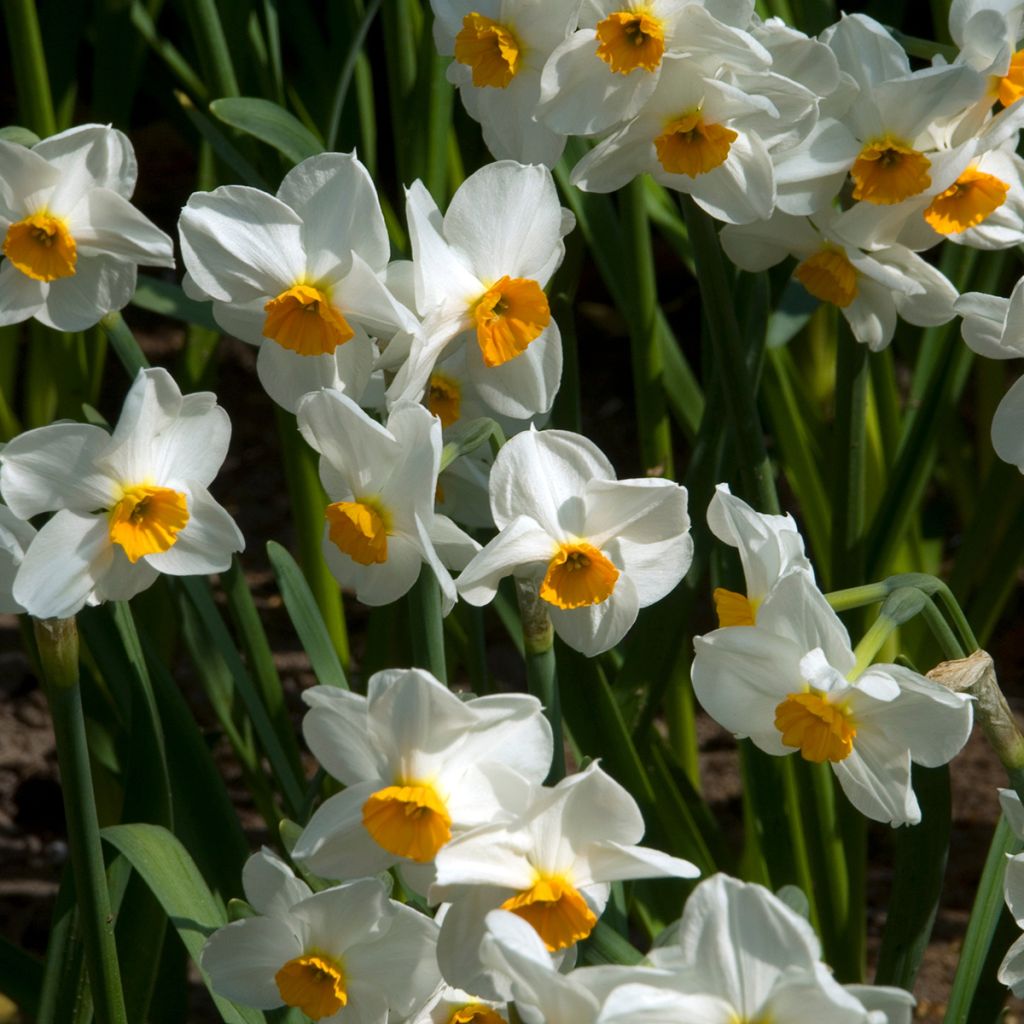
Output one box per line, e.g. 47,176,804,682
449,1005,507,1024
923,167,1009,234
500,875,597,951
362,781,453,861
713,587,756,627
595,9,666,74
654,112,737,177
774,691,857,764
263,284,354,356
850,137,931,205
3,212,77,281
325,498,391,565
995,49,1024,106
472,276,550,367
793,245,858,308
539,542,619,610
427,372,462,428
454,12,522,88
275,952,347,1021
108,484,189,564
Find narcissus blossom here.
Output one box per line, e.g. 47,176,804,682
179,152,416,411
692,571,973,826
201,849,440,1023
706,482,813,628
296,389,478,611
291,666,552,882
432,0,577,166
388,161,574,420
0,124,174,330
457,428,693,656
431,762,699,999
1,367,243,619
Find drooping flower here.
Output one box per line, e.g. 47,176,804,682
1,367,243,619
692,571,973,826
387,161,574,420
0,124,174,330
291,666,552,883
456,428,693,656
431,762,699,999
179,152,416,411
201,849,441,1023
296,389,478,612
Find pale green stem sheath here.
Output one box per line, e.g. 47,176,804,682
515,579,564,784
34,617,128,1024
408,565,447,684
849,613,901,678
3,0,57,136
624,178,673,477
826,581,889,612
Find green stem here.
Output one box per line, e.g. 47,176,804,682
408,564,447,683
680,196,776,511
624,178,672,477
515,579,564,784
100,311,149,377
35,617,127,1024
3,0,57,136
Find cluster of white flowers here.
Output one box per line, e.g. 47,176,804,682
199,666,918,1023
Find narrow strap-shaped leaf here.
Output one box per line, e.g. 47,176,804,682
177,576,306,816
176,89,270,190
35,866,90,1024
210,96,324,165
131,275,220,331
267,540,349,689
102,824,267,1024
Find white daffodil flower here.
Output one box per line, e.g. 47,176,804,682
707,482,813,627
432,0,577,166
1,367,243,620
457,428,693,657
0,124,173,330
820,15,986,209
720,207,959,350
291,666,552,884
481,910,714,1024
997,788,1024,996
408,982,509,1024
388,161,574,421
692,571,973,826
570,55,780,224
179,152,416,412
537,1,770,138
0,504,35,614
951,0,1024,101
430,762,699,999
640,874,904,1024
296,389,478,612
956,274,1024,358
201,849,440,1023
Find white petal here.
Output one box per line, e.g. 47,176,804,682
301,685,377,780
179,185,304,302
1,421,115,516
443,161,568,284
333,251,420,338
142,485,243,575
36,255,136,331
323,527,423,607
489,428,614,534
761,964,876,1024
999,931,1024,997
576,841,699,884
12,511,112,619
242,847,312,917
34,125,138,204
69,188,174,267
956,290,1024,359
0,506,36,613
842,277,897,352
276,152,390,275
93,545,160,603
0,259,46,325
0,140,60,217
200,916,301,1009
456,516,555,606
831,736,919,826
992,374,1024,470
548,575,641,656
293,878,393,952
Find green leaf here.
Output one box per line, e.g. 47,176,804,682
439,417,504,472
210,96,324,164
102,824,266,1024
267,540,348,689
0,124,40,146
131,275,219,331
